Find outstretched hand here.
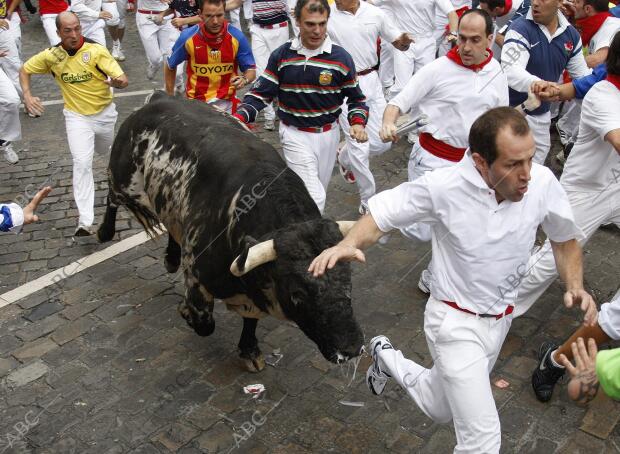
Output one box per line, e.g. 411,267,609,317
23,186,53,225
558,337,599,404
307,244,366,278
564,288,598,327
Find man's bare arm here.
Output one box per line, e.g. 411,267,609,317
307,215,386,277
550,239,597,326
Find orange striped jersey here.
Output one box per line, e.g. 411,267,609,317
167,21,255,102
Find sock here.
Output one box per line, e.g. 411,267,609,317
549,349,565,369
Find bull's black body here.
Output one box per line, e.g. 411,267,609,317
98,92,363,370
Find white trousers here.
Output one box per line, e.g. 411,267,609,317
338,71,390,205
115,0,127,28
401,142,456,241
0,66,21,142
389,36,436,99
278,122,340,214
556,100,581,144
80,19,107,46
515,185,620,317
526,111,551,164
41,14,61,46
64,103,118,227
377,296,510,453
250,23,289,121
6,14,21,57
102,0,121,27
229,8,241,31
599,290,620,341
136,12,179,69
0,26,22,97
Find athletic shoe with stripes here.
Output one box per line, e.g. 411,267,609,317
366,335,393,396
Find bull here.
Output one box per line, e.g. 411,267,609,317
97,92,364,371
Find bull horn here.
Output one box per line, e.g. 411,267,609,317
230,239,277,277
337,221,356,236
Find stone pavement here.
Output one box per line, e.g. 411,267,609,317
1,9,619,454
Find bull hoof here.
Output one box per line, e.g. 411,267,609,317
164,254,180,273
242,354,265,373
96,225,115,243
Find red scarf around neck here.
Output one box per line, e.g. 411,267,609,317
607,73,620,90
501,0,513,16
576,12,611,46
200,20,228,49
446,47,493,71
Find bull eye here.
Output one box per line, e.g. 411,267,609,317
289,289,305,306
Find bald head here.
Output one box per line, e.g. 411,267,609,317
55,11,83,51
55,11,79,30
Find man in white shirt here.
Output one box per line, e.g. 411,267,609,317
71,0,120,46
328,0,412,214
373,0,459,100
554,0,620,156
501,0,590,164
135,0,181,80
477,0,525,56
309,107,597,454
515,33,620,402
380,9,509,292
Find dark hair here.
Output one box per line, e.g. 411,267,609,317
607,31,620,76
478,0,507,11
200,0,225,10
459,8,494,36
294,0,330,20
469,107,530,165
55,11,79,30
583,0,609,12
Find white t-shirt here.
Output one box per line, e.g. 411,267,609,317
374,0,454,38
368,153,581,314
389,56,509,148
328,1,401,71
561,80,620,192
589,17,620,53
137,0,167,12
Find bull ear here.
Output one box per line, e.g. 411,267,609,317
230,237,277,277
337,221,356,237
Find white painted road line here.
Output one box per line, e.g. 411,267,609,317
0,230,158,308
29,89,156,107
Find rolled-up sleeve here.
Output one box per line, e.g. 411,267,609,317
367,176,437,233
540,174,583,242
0,203,25,233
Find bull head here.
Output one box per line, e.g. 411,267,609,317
229,221,356,277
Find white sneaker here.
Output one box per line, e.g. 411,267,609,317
111,43,119,60
418,269,431,294
146,63,159,80
358,202,369,216
366,335,393,396
1,142,19,164
74,224,93,237
116,46,126,62
264,118,275,131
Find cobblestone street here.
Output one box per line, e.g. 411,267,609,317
0,9,619,454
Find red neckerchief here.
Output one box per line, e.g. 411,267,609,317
576,12,612,46
200,20,228,49
446,47,494,72
501,0,513,16
607,73,620,90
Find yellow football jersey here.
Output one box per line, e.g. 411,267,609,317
24,39,124,116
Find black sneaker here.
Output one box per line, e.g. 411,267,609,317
531,341,565,402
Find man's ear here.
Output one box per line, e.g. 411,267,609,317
471,152,489,173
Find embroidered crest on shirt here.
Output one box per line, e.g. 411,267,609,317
82,52,91,63
319,70,332,86
564,41,574,55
